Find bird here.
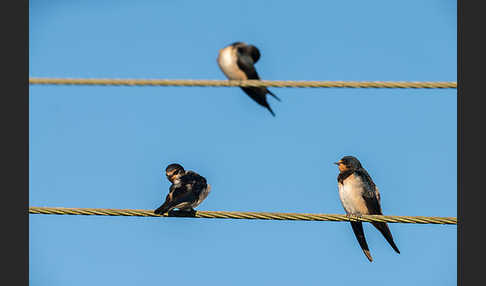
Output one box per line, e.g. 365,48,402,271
154,163,211,215
217,42,280,116
334,155,400,262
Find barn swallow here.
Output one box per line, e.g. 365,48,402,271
334,156,400,262
217,42,280,116
154,163,211,215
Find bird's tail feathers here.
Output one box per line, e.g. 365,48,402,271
267,89,281,101
371,222,400,254
350,221,373,262
265,104,276,117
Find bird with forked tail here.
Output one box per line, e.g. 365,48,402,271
334,156,400,262
217,42,280,116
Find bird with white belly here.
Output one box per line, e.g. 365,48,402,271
334,156,400,262
217,42,280,116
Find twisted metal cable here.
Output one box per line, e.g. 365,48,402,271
29,207,457,225
29,78,457,89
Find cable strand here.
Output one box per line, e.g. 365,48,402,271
29,78,457,89
29,207,457,225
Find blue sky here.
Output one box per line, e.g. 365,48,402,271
29,1,456,285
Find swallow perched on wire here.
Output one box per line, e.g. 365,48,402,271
334,156,400,262
217,42,280,116
154,163,211,215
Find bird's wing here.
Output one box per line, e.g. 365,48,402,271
182,171,208,197
246,45,261,63
236,48,261,80
356,169,400,254
356,168,383,215
173,183,198,205
154,183,187,214
160,183,194,210
375,186,381,202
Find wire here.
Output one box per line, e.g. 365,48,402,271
29,207,457,225
29,78,457,89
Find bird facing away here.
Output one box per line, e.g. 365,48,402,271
217,42,280,116
334,156,400,262
154,163,211,215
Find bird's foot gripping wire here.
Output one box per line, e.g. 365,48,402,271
346,213,363,222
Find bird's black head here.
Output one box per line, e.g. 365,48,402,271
231,42,260,63
165,163,185,182
230,41,245,47
334,156,362,172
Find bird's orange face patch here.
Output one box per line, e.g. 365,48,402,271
337,161,348,172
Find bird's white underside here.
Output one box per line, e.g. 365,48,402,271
217,47,247,80
338,175,368,215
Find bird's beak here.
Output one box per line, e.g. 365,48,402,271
334,161,340,165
